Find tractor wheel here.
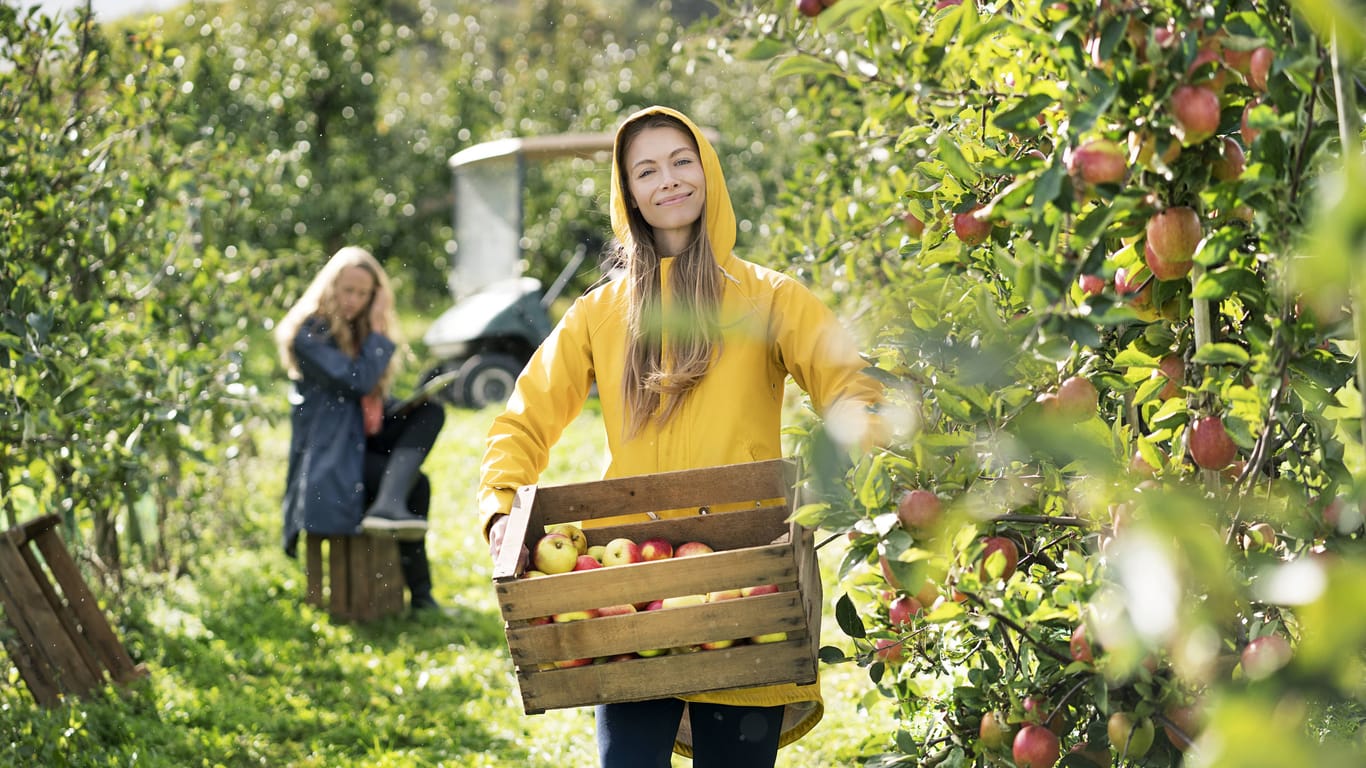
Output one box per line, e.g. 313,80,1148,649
458,353,522,409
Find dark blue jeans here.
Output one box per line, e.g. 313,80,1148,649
596,698,784,768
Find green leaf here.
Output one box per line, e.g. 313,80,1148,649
936,135,978,185
743,38,786,61
835,593,867,639
773,55,847,80
1191,343,1250,365
994,94,1055,132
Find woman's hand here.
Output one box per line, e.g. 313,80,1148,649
489,514,529,575
368,288,392,334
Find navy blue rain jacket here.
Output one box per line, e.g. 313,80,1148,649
281,316,396,555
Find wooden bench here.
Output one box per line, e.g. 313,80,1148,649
303,534,405,622
0,514,147,707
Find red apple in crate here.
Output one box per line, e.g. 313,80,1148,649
979,536,1020,581
533,533,579,575
741,584,780,597
546,522,587,555
1171,85,1221,145
1189,415,1238,469
638,537,674,561
888,595,923,629
597,603,637,617
896,488,942,530
675,541,714,558
602,537,642,566
574,555,602,571
553,656,594,669
953,205,992,246
1068,138,1127,186
707,588,744,602
1012,724,1060,768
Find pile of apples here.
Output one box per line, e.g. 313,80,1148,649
523,523,786,668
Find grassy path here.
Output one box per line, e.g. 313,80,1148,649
2,403,896,767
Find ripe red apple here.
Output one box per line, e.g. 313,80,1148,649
873,637,905,663
552,656,594,669
1212,136,1246,181
903,211,925,238
1114,266,1152,311
1012,724,1060,768
1324,495,1365,533
1189,414,1238,470
1247,46,1273,91
1145,239,1193,281
596,603,638,617
1162,703,1204,751
638,537,673,561
532,533,579,574
1069,741,1109,766
602,537,642,566
953,205,992,246
979,710,1013,750
1068,138,1127,186
1078,273,1105,297
574,554,602,571
1187,45,1229,91
552,607,600,622
1242,98,1264,145
1056,375,1099,421
1146,206,1203,266
979,536,1020,581
1108,711,1156,757
674,541,714,557
1245,521,1277,550
1171,85,1221,145
896,488,942,530
1154,354,1184,399
1241,633,1292,680
741,583,780,597
1069,623,1094,662
888,595,923,628
699,638,736,651
796,0,823,17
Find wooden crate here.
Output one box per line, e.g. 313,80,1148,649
304,535,405,622
492,459,821,714
0,514,147,707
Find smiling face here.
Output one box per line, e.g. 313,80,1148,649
623,125,706,256
335,265,377,322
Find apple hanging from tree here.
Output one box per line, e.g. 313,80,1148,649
1078,273,1105,297
796,0,823,17
888,594,923,628
1012,724,1059,768
1145,240,1193,281
1068,137,1128,187
1162,702,1205,752
979,710,1013,750
1069,623,1094,663
896,488,943,530
1154,354,1184,399
903,211,925,238
1145,206,1202,280
1055,375,1099,421
873,637,905,663
1108,711,1156,757
1247,46,1274,91
1212,136,1246,181
953,204,992,246
979,536,1020,581
1189,414,1238,469
1241,633,1293,680
1171,85,1221,145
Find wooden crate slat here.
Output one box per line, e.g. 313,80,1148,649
18,540,108,685
577,504,791,551
304,534,405,623
304,536,324,608
2,632,60,707
516,639,816,713
530,460,794,526
495,545,797,621
0,535,103,694
30,529,142,684
328,537,351,621
505,591,805,663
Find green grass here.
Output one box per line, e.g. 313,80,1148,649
1,401,898,767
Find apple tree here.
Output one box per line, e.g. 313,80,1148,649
704,0,1366,764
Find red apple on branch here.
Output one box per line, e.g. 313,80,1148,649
1056,375,1099,421
888,594,923,628
873,637,905,663
1212,136,1246,181
796,0,823,17
896,488,943,530
1078,273,1105,297
1154,354,1184,399
1012,724,1059,768
979,710,1013,750
1069,623,1094,662
1241,633,1292,680
953,204,992,246
903,211,925,238
1145,240,1193,281
1247,46,1273,91
1068,138,1127,186
1146,206,1202,266
979,536,1020,581
1171,85,1221,145
1189,414,1238,469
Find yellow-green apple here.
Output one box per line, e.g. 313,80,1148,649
979,710,1013,750
602,537,642,566
1241,634,1292,680
586,544,607,563
741,583,780,597
1189,414,1238,470
1171,85,1221,145
674,541,714,558
979,536,1020,581
553,607,599,623
533,533,579,575
546,523,587,555
638,537,673,561
896,488,942,530
888,594,923,629
700,638,736,650
1068,138,1127,186
1070,623,1094,663
903,211,925,238
1056,375,1099,421
1212,136,1246,181
523,570,547,578
707,588,744,602
1012,724,1060,768
660,594,707,609
953,205,992,246
1108,711,1155,757
750,631,788,643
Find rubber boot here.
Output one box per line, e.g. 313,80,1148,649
361,447,429,540
400,540,438,611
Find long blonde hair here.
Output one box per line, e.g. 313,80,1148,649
274,245,402,395
614,113,725,438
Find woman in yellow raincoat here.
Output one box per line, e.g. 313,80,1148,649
480,106,884,767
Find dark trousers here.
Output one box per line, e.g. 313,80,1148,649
362,399,444,602
596,698,784,768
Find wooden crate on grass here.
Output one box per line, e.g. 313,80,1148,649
492,459,821,715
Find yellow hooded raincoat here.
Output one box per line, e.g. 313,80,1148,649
478,106,884,757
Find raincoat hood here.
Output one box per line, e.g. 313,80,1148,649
609,105,736,262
